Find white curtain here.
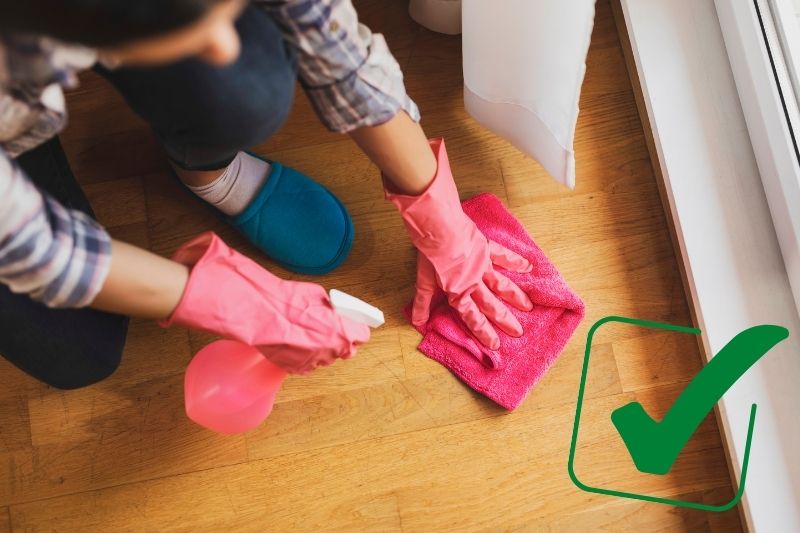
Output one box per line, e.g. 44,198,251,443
410,0,597,188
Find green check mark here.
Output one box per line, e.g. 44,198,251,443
612,324,789,475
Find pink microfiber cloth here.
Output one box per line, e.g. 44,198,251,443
404,193,585,409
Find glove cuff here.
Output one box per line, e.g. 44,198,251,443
383,138,470,245
158,232,278,344
159,232,216,329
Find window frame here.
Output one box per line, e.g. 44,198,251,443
716,0,800,316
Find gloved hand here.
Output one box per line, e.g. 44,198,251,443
385,138,534,350
160,232,370,374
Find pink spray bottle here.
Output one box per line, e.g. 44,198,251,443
183,289,384,434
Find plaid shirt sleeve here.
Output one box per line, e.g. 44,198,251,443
256,0,420,133
0,151,112,308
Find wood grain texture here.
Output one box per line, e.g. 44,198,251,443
0,0,740,531
8,394,732,532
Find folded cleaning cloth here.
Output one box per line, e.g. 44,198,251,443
404,193,585,409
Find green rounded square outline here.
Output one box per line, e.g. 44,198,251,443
567,315,756,512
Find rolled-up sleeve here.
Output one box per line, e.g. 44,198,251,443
0,151,111,308
257,0,420,133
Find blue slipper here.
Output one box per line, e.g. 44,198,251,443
228,155,354,275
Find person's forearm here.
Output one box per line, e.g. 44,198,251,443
90,240,189,319
349,111,437,195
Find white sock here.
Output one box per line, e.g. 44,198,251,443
186,152,271,216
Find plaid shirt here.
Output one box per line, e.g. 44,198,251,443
0,0,419,308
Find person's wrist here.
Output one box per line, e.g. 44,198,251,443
91,239,189,319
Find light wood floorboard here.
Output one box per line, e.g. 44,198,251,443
0,0,741,530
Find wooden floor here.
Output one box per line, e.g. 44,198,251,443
0,1,743,531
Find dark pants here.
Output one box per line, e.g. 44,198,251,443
98,6,297,170
1,7,297,388
0,138,130,389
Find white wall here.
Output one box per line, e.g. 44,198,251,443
619,0,800,530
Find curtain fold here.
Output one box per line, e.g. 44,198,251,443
462,0,596,188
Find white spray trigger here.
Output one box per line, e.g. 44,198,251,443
329,289,385,328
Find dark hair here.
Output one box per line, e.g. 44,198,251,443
0,0,224,47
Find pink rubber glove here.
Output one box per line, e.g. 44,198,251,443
160,232,370,374
385,138,534,350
